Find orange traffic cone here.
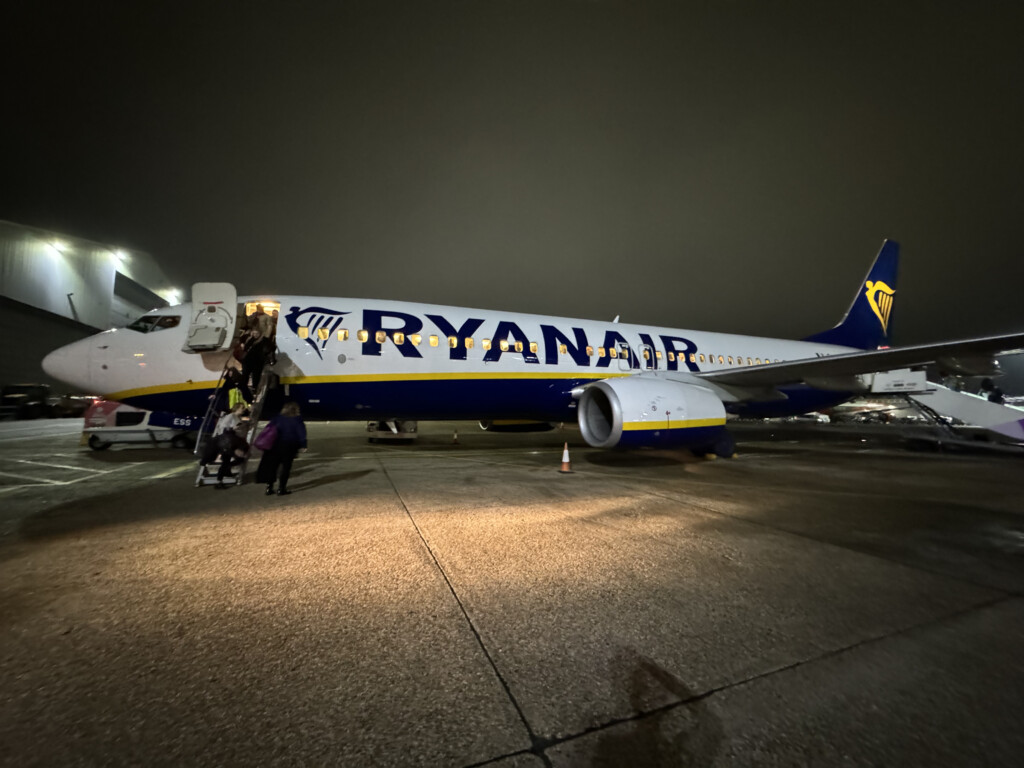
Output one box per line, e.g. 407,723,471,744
559,442,573,473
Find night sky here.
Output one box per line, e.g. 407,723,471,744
5,1,1022,347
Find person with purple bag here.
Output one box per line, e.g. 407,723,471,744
255,401,307,496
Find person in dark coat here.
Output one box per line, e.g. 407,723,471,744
256,401,307,495
215,426,249,487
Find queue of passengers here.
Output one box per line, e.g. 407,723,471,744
198,399,308,494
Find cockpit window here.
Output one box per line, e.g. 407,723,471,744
127,315,181,333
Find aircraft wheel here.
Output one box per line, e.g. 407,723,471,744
88,435,112,451
171,434,192,450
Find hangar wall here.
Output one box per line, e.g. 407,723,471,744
0,220,178,391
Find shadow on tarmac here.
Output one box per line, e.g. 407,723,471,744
588,649,724,766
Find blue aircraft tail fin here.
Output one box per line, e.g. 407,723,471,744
803,240,899,349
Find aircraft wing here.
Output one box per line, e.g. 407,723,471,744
698,332,1024,388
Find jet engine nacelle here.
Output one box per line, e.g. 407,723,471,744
577,377,727,449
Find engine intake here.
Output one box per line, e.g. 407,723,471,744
577,377,727,449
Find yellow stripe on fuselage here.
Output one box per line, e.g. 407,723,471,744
104,370,632,402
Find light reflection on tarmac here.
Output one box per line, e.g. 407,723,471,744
1,420,1023,766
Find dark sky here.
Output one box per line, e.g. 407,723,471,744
4,1,1022,345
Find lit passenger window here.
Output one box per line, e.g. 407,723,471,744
656,351,662,360
375,331,387,343
755,358,761,365
465,337,474,349
482,339,492,350
598,347,606,358
609,347,618,358
514,341,524,353
357,330,368,342
429,335,439,347
643,349,650,360
529,342,538,354
727,356,734,365
746,357,752,366
499,340,510,352
298,327,309,339
337,329,349,341
448,336,458,348
586,346,594,357
393,332,405,344
718,355,724,364
410,334,421,345
318,328,330,341
689,353,696,363
667,351,675,362
699,353,705,363
559,344,568,355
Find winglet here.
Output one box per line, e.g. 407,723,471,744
804,240,900,350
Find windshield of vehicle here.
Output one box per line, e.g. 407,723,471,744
126,315,181,333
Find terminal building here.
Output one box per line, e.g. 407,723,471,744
0,220,178,390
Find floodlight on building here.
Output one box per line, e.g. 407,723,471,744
111,249,128,264
49,240,69,254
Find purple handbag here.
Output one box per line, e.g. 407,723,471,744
253,423,278,451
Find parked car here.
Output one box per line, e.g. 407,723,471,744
49,392,97,418
0,383,51,420
83,400,202,450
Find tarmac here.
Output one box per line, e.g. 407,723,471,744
1,418,1023,766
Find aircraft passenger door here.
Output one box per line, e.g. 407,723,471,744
638,343,658,371
617,343,634,372
182,283,238,352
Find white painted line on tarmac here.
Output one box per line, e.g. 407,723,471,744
0,469,62,485
10,458,108,474
146,464,194,479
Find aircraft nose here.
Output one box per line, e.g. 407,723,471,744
42,338,94,391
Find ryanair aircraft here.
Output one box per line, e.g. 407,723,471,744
42,241,1024,456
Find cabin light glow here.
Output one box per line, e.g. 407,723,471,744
429,335,439,347
393,332,405,344
514,341,524,353
337,329,349,341
409,333,421,345
529,342,538,354
357,330,369,342
464,337,474,349
375,331,387,343
298,327,309,339
499,340,509,352
482,339,492,350
448,336,457,349
318,328,330,341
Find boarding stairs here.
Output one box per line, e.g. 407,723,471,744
194,368,279,487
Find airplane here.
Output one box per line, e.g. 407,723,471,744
41,240,1024,457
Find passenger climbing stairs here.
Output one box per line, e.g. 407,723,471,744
194,367,279,487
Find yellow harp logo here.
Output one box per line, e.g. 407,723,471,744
865,280,895,332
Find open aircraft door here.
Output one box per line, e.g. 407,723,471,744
182,283,237,352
